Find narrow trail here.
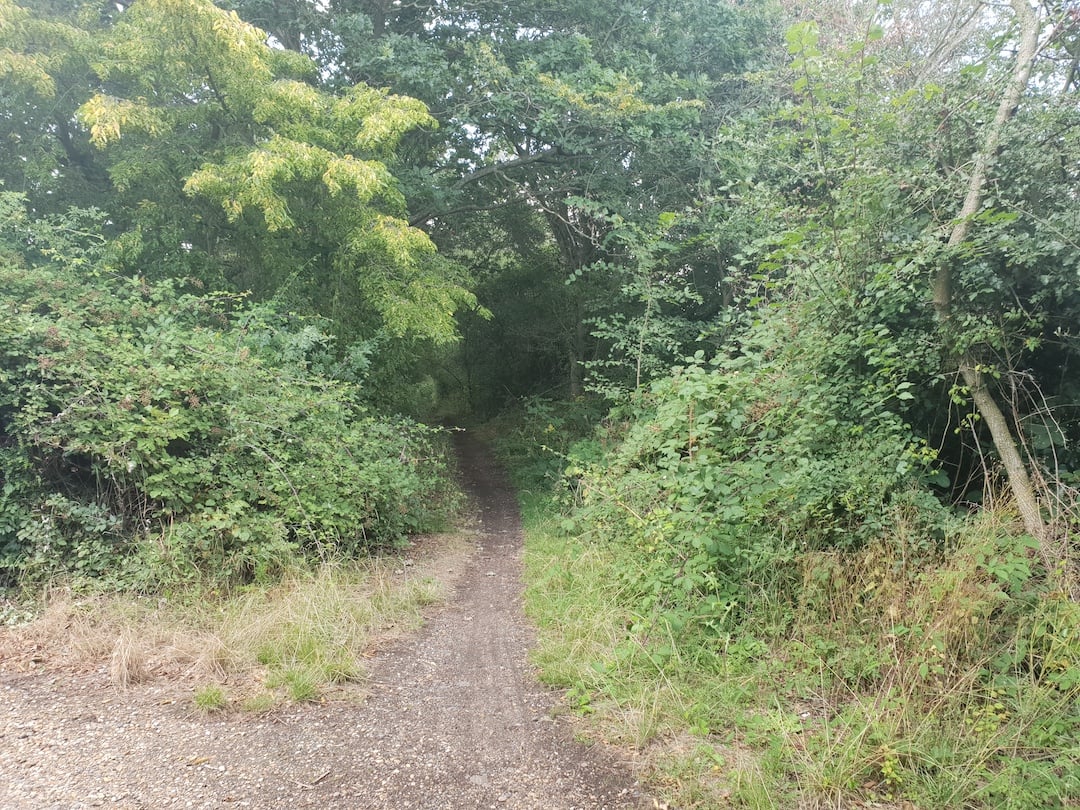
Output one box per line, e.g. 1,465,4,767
343,430,650,808
0,431,650,809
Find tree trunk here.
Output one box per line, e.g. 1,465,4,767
932,0,1047,547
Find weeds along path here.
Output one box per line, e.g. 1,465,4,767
0,430,649,809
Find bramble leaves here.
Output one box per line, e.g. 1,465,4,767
0,206,455,587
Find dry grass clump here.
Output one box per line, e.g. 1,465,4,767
109,628,149,688
0,531,472,710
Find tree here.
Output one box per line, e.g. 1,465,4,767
930,0,1047,549
749,0,1080,577
222,0,773,400
0,0,108,210
1,0,475,345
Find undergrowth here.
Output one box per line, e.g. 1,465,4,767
500,401,1080,809
522,491,1079,808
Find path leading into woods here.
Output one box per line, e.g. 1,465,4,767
0,432,651,809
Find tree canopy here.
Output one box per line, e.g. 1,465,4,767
1,0,475,344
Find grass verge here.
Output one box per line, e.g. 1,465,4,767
0,531,471,711
522,492,774,807
521,491,1080,809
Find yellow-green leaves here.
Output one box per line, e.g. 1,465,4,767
93,0,276,99
334,85,435,154
350,93,434,154
321,155,392,201
255,79,324,119
185,137,394,230
0,47,54,96
45,0,465,343
348,228,477,344
80,94,167,147
250,81,435,157
785,20,822,58
0,0,89,97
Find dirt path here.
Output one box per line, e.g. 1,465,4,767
0,431,650,809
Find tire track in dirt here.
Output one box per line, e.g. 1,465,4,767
339,429,650,808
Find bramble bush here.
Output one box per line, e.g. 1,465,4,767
564,302,945,634
0,257,454,589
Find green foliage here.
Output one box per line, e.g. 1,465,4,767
777,512,1080,808
514,13,1080,804
579,206,709,400
251,0,773,406
0,0,474,346
569,303,941,632
0,213,456,588
486,396,605,493
518,453,1079,808
267,667,321,702
757,6,1080,506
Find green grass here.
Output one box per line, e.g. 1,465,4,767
193,683,228,712
522,491,775,805
268,667,321,702
204,557,450,707
520,490,1080,809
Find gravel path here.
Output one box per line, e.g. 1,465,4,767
0,431,651,809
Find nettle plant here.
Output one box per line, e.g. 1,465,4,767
0,247,452,588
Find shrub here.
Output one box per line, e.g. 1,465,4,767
566,308,946,634
0,260,455,588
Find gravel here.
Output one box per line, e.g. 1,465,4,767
0,431,652,809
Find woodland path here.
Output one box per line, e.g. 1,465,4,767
0,431,650,809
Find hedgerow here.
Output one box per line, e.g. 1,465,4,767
0,259,454,589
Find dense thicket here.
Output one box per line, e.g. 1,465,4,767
2,0,1078,801
1,0,475,353
1,0,1076,599
217,0,774,405
0,0,470,586
576,1,1080,593
0,194,454,587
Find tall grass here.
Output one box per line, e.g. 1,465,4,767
522,492,779,807
521,492,1080,809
